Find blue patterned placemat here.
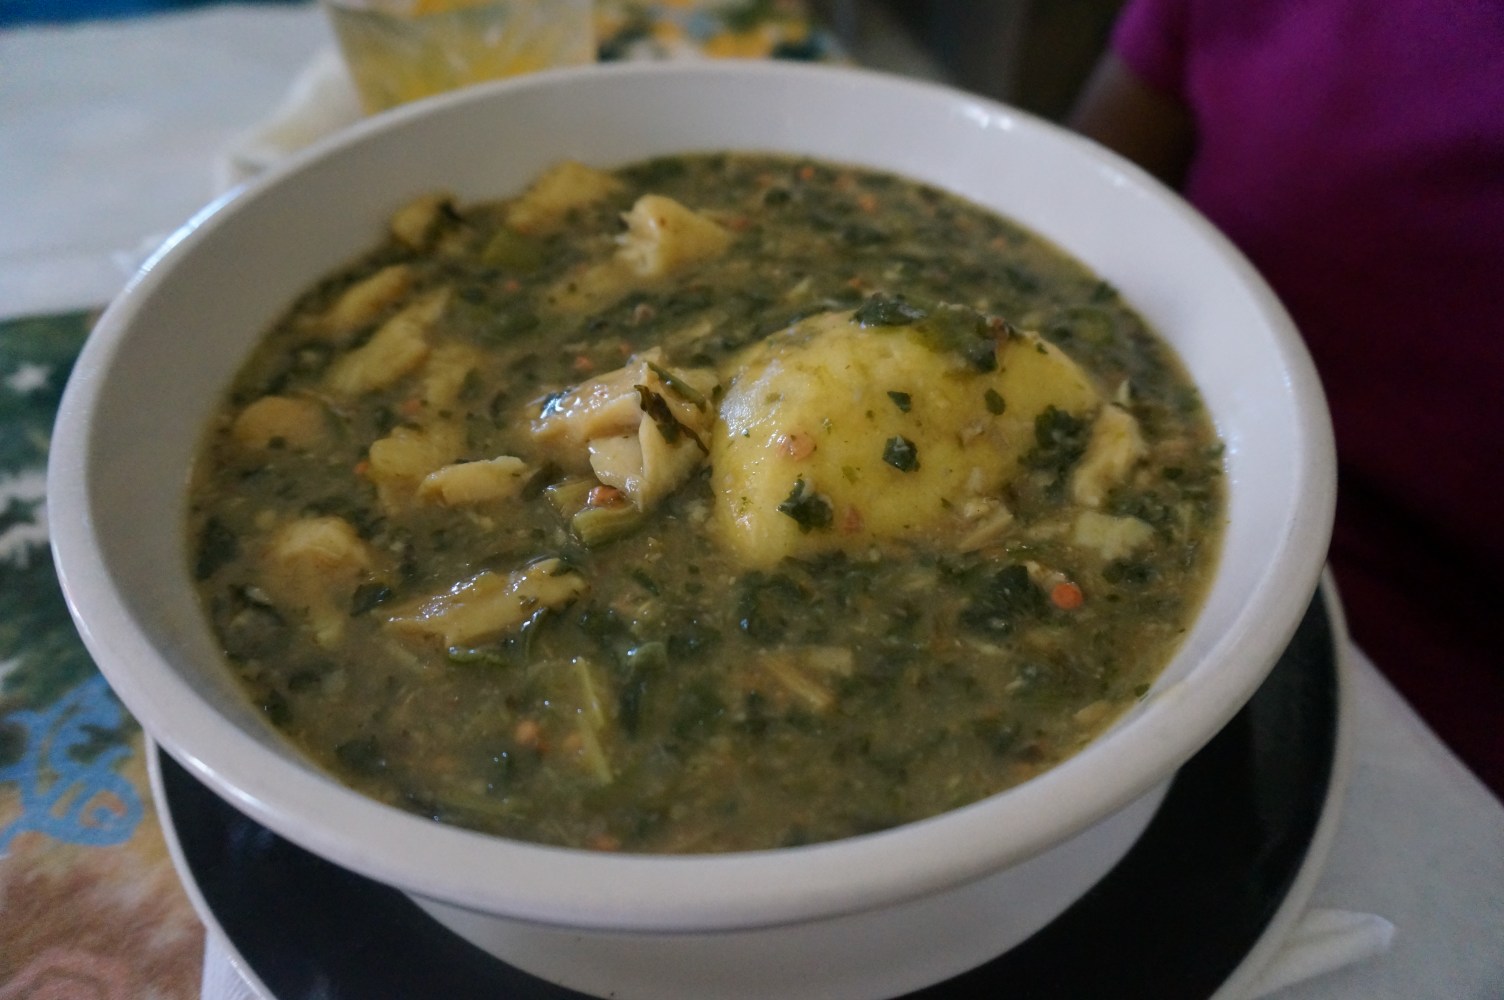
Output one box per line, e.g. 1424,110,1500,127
0,311,204,997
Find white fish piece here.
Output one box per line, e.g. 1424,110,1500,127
532,349,718,510
387,558,589,648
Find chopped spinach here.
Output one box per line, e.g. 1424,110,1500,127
852,293,928,327
911,304,998,372
1024,405,1092,486
959,564,1047,637
776,478,834,532
350,582,393,616
882,435,920,472
735,572,810,643
335,736,388,775
194,518,239,580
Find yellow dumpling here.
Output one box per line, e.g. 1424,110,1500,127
711,308,1102,567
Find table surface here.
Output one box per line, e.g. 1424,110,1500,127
2,5,1501,998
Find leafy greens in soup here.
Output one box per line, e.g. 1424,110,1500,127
189,153,1225,853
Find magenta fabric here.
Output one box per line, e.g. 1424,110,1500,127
1112,0,1504,794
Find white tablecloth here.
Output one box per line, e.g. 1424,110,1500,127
3,7,1501,998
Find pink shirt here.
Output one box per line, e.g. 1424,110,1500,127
1113,0,1504,792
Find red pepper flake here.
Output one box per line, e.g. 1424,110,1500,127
587,485,627,508
778,431,816,460
572,353,596,375
1050,581,1085,610
502,277,522,293
398,396,424,417
841,506,865,534
352,459,370,477
513,718,546,753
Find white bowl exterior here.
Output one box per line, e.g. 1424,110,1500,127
414,780,1169,999
49,62,1334,940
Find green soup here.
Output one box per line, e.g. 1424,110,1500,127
189,153,1224,853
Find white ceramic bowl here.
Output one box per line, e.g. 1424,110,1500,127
48,62,1335,999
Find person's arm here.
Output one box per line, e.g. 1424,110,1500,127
1068,53,1197,189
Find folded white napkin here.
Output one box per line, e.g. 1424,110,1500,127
202,931,267,1000
1246,909,1396,998
215,47,364,192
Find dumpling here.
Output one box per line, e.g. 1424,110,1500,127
710,305,1108,567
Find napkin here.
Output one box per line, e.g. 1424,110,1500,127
1245,909,1396,998
202,932,265,1000
214,47,364,193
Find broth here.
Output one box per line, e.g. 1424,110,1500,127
189,153,1224,853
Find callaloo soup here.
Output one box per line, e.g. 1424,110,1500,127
190,153,1224,853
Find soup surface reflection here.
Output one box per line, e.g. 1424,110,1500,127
190,154,1225,853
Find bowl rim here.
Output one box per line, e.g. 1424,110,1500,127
48,58,1336,933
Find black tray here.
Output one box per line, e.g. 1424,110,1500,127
160,591,1340,1000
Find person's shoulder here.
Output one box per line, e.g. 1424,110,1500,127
1109,0,1193,100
